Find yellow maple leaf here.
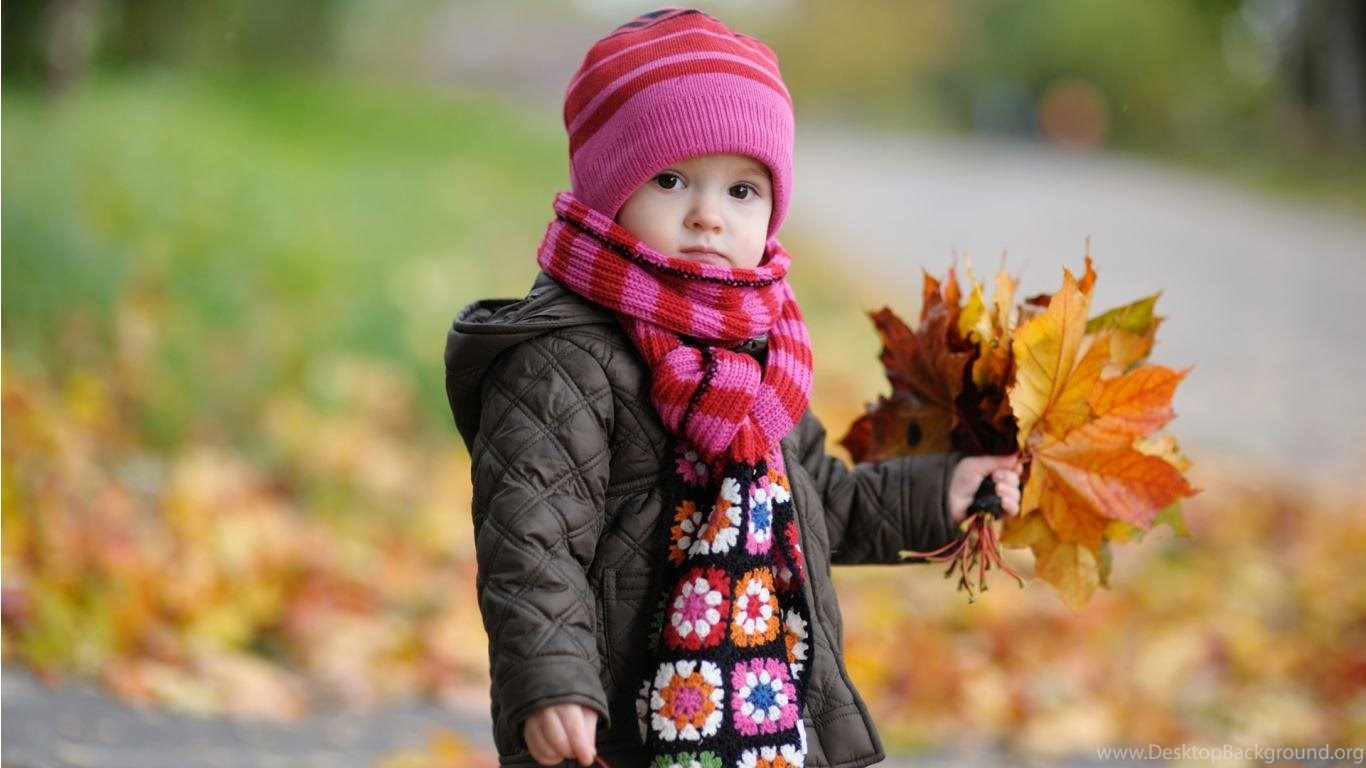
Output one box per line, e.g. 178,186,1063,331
1035,539,1100,611
1008,265,1095,447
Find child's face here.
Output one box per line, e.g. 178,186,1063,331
615,153,772,269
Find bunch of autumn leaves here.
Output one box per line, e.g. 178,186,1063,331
842,256,1198,609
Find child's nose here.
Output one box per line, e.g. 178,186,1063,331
685,194,724,232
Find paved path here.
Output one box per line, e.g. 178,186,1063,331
792,126,1366,484
1,666,494,768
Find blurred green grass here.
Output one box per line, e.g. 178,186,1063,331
3,72,574,452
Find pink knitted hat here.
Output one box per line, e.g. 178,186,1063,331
564,7,795,237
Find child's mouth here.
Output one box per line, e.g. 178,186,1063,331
681,248,727,265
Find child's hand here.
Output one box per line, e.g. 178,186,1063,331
524,702,598,767
949,454,1024,526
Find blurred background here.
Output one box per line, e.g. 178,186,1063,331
4,0,1364,766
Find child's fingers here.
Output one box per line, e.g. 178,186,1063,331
992,470,1022,516
538,710,573,763
560,706,597,766
996,480,1021,515
583,709,599,760
523,718,559,766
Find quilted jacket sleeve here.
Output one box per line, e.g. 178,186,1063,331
469,331,614,742
794,409,965,565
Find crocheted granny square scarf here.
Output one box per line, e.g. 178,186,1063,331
537,192,815,768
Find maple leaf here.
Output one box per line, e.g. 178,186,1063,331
1087,293,1163,374
1136,432,1193,473
1008,265,1097,445
1086,292,1160,335
960,259,1017,394
1010,278,1196,528
843,393,955,461
1036,540,1101,611
959,281,991,346
841,301,972,459
999,508,1098,610
1031,436,1196,544
921,267,963,331
1069,363,1190,449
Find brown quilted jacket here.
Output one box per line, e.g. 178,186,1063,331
444,273,965,768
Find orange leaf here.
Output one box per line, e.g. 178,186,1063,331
1035,440,1196,532
1088,292,1162,373
1063,365,1188,450
1107,327,1157,376
1036,462,1112,550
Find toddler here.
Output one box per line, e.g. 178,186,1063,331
444,8,1022,768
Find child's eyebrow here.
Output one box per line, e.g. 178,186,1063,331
738,163,769,180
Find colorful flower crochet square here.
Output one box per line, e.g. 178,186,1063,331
664,567,731,651
650,660,725,742
729,657,799,737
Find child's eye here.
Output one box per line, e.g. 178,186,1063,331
654,173,682,190
730,183,759,200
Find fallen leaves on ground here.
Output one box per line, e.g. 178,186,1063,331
1,354,490,720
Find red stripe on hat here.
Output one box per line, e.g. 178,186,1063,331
565,31,779,124
732,33,780,67
570,59,789,156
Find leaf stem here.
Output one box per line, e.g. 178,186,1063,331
901,511,1023,600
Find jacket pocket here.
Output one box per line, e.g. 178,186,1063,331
600,569,656,697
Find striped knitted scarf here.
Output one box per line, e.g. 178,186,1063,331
537,192,815,768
